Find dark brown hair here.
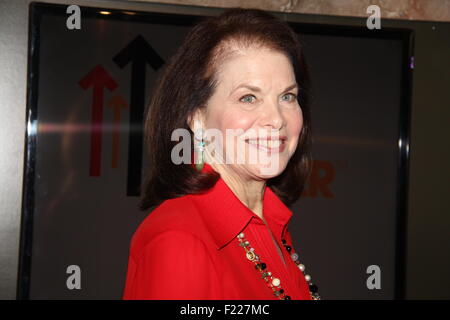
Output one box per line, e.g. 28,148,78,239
138,8,312,211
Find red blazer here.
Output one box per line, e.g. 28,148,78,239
123,163,312,300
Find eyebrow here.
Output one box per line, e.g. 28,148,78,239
230,83,298,96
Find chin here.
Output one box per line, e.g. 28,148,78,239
248,160,288,179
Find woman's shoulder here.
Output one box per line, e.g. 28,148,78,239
128,194,209,259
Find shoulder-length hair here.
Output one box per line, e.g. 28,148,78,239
139,8,312,211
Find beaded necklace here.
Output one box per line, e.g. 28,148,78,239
237,232,321,300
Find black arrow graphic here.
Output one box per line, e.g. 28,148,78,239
113,35,165,196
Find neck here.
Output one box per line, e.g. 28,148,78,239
208,161,267,220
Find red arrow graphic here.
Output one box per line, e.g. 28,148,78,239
107,95,128,169
79,65,118,177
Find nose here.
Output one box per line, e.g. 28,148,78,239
259,98,285,131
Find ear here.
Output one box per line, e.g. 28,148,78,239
187,108,205,133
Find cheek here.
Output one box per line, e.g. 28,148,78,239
207,109,255,137
290,113,303,135
286,109,303,147
206,110,255,154
219,111,254,131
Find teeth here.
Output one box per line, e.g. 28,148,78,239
268,140,281,148
246,139,283,148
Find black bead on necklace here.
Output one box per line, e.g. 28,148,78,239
236,232,320,300
281,238,321,300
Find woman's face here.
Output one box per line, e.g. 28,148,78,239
199,46,303,180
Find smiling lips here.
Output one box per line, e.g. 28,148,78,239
244,137,287,153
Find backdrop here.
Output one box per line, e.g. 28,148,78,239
19,2,411,299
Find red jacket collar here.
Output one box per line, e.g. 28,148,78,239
190,162,293,250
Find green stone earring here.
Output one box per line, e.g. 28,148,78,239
195,140,205,171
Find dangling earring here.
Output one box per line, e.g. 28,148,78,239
195,140,206,171
194,128,205,171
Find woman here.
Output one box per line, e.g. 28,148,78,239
123,8,320,300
